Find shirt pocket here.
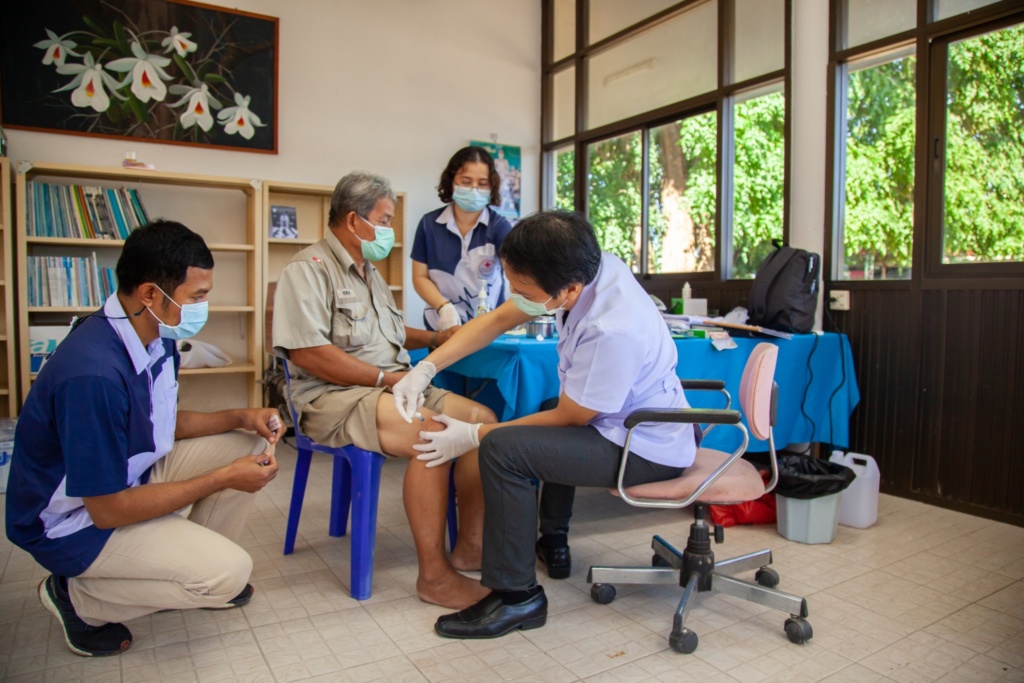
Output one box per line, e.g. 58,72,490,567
333,302,372,348
380,303,406,345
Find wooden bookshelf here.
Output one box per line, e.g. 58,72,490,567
0,159,16,416
14,162,263,411
260,181,406,377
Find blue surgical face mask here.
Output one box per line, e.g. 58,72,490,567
452,185,490,212
148,286,209,340
357,215,395,261
511,292,564,317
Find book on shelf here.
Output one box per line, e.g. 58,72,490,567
27,181,151,239
29,325,72,373
26,253,117,307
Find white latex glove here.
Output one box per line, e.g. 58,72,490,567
393,361,436,423
413,414,482,468
437,302,461,330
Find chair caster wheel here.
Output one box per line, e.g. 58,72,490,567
755,567,780,588
591,583,616,605
652,554,671,567
669,628,698,654
785,617,813,644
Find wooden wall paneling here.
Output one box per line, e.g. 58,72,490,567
914,288,947,501
838,289,920,493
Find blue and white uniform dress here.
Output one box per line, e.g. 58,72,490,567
411,205,514,330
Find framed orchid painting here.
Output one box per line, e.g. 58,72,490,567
0,0,278,153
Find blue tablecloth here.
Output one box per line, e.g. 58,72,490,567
412,332,859,453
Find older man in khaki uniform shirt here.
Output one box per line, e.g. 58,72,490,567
273,172,494,610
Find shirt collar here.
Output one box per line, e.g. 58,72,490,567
559,257,603,337
103,293,166,374
326,229,375,276
437,204,491,230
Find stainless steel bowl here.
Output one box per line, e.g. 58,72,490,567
526,315,556,338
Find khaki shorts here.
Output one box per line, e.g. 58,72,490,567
301,386,449,455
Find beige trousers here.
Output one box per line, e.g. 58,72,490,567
69,430,267,625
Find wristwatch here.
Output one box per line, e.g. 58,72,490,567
374,369,385,388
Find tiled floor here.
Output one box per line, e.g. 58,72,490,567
2,442,1023,682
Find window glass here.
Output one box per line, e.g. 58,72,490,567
553,146,575,211
732,88,785,278
587,132,643,272
934,0,1002,22
845,0,915,48
589,0,681,44
648,112,717,274
733,0,785,83
942,23,1024,265
553,0,575,61
587,2,717,130
551,66,575,142
840,51,916,280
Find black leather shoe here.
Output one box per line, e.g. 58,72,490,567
536,541,571,579
435,589,547,639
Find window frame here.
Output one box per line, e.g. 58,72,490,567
825,0,1024,287
541,0,793,285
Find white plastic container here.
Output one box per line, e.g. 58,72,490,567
776,492,842,544
829,451,880,528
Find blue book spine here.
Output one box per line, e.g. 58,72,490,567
40,184,52,237
105,189,128,239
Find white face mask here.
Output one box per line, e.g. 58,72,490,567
510,291,566,317
147,285,209,340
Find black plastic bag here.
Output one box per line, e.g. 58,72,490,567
775,455,856,500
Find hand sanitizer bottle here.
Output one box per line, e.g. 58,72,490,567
475,282,489,318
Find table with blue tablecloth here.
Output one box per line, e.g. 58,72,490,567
411,332,858,453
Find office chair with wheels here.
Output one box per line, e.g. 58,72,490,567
279,360,458,600
587,342,812,654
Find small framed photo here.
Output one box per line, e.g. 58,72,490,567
269,205,298,239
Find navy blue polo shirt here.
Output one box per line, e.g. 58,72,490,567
5,295,179,577
411,205,514,329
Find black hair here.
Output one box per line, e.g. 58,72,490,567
499,210,601,296
116,219,214,296
436,146,502,206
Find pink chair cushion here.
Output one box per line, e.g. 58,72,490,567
612,448,766,504
740,343,778,441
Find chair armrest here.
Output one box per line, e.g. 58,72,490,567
680,379,726,391
625,408,741,429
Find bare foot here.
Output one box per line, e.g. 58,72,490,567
450,542,482,572
417,571,490,610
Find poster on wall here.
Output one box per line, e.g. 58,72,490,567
470,140,522,225
0,0,278,154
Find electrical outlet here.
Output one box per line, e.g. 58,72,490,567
829,290,850,311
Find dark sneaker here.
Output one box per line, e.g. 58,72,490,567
202,583,255,610
38,575,132,657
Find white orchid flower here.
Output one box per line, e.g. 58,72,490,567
54,53,123,112
161,26,197,58
217,93,265,140
168,82,221,131
106,41,173,102
34,29,81,67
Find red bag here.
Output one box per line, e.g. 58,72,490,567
708,471,776,527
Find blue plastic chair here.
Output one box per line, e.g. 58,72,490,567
280,360,458,600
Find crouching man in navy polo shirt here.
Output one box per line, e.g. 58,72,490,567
6,221,282,657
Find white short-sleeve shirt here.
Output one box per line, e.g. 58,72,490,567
556,253,696,468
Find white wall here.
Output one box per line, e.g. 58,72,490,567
6,0,542,326
789,0,830,326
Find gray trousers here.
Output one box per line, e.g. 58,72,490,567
479,424,684,591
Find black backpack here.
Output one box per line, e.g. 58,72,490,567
747,242,820,333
